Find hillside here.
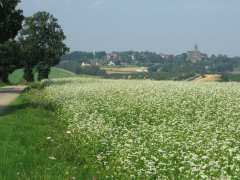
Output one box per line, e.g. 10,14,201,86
9,67,76,84
192,74,222,82
61,51,240,81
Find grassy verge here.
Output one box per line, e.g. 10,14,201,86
9,67,76,84
0,90,95,179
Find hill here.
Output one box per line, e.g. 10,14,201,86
192,74,222,82
9,67,76,84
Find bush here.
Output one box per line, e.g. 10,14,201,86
79,65,106,76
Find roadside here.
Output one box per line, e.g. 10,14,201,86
0,86,27,114
0,89,94,179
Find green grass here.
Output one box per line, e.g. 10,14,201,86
49,67,76,79
0,83,5,87
222,73,240,82
9,67,76,84
0,91,95,179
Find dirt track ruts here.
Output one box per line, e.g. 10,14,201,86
0,86,27,113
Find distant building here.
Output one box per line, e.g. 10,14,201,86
136,67,148,73
159,53,175,60
159,53,168,59
108,61,116,66
107,53,118,61
81,62,91,66
130,55,135,61
187,44,207,62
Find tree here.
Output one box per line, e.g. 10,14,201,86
18,39,39,82
0,0,24,43
20,11,69,81
95,51,106,59
0,41,21,83
0,0,24,83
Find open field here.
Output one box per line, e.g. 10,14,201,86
102,66,148,75
193,74,222,82
33,78,240,179
9,67,76,84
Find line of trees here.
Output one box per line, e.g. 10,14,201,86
0,0,69,83
148,54,240,80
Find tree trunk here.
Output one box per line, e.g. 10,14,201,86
0,71,9,83
23,68,34,82
37,66,50,81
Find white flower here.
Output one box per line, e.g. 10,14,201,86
46,136,52,140
38,77,240,178
48,156,56,160
66,130,72,134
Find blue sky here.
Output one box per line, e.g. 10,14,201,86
20,0,240,56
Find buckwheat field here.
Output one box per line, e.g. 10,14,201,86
40,78,240,179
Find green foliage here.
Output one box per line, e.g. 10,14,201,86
9,67,76,84
0,0,23,82
62,51,165,67
79,65,106,76
56,60,81,74
149,54,239,80
0,41,22,83
0,0,24,43
94,51,106,59
62,51,98,63
19,11,69,81
222,73,240,82
49,67,76,79
61,51,240,81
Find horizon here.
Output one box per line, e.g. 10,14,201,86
20,0,240,56
66,45,239,58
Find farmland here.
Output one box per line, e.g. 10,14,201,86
33,78,240,179
102,66,148,74
8,67,76,84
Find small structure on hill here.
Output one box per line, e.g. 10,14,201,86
81,62,91,66
187,44,207,62
108,61,116,66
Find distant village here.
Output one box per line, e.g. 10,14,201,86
59,45,239,81
73,45,207,68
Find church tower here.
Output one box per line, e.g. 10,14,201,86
187,44,207,62
194,44,198,51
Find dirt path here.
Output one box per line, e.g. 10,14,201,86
193,74,222,82
0,86,27,113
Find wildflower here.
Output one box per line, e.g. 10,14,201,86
48,156,56,160
66,130,71,134
39,78,240,178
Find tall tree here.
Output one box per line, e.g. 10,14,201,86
20,11,69,81
0,0,24,83
0,41,21,83
0,0,24,43
18,38,39,82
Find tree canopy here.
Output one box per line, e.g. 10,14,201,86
19,11,69,81
0,0,24,43
0,0,24,83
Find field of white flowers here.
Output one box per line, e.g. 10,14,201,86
40,78,240,179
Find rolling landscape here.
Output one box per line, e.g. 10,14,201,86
1,0,240,179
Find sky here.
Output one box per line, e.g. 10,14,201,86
20,0,240,56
